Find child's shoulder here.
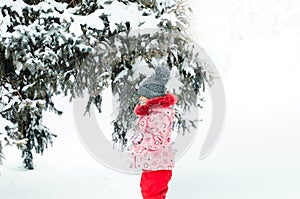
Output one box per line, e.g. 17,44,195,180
151,105,174,117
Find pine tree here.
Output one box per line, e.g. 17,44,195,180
0,0,216,168
0,0,93,169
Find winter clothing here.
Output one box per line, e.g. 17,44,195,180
140,170,172,199
128,93,177,171
127,92,177,199
138,66,170,99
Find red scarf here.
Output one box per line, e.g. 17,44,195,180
134,93,177,116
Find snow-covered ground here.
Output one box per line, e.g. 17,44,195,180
1,0,300,198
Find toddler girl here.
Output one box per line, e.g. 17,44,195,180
127,66,177,199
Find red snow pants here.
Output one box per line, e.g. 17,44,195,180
140,170,172,199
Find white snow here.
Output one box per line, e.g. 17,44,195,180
0,0,28,16
0,117,14,133
21,81,36,92
1,0,300,198
131,56,153,81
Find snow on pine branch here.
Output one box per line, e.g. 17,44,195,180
1,0,181,38
0,0,184,79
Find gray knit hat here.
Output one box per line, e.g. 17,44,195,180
138,66,170,99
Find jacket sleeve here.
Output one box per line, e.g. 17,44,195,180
137,111,172,152
125,124,143,142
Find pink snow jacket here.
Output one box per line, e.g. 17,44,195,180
128,93,177,171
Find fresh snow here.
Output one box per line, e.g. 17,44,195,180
1,0,300,199
1,35,300,198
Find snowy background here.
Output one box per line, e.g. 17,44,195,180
1,0,300,198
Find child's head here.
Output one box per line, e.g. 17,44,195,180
138,66,170,99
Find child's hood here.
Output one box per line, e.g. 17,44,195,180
134,93,177,116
